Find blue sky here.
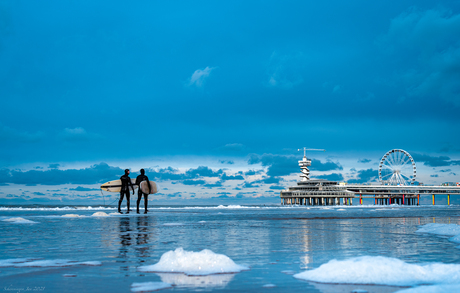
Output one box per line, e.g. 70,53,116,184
1,0,459,205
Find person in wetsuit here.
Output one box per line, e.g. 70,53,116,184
119,169,134,214
135,169,151,214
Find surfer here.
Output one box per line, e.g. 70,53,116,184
135,169,151,214
119,169,134,214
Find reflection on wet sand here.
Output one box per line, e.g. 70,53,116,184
156,273,235,288
117,215,156,275
135,216,151,262
118,217,132,275
311,282,407,293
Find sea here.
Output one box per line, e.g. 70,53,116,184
1,204,460,293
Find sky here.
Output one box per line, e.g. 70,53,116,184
1,0,460,205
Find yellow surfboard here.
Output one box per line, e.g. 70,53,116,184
100,179,137,193
139,180,158,194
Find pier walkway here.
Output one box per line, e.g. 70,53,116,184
280,181,460,206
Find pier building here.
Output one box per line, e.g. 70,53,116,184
280,149,460,206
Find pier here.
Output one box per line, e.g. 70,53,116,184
280,149,460,206
280,182,460,206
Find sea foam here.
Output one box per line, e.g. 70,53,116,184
2,217,37,224
417,223,460,245
294,256,460,287
131,282,172,292
91,212,109,217
0,258,101,268
138,247,249,275
62,214,84,218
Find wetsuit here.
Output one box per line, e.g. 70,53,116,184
135,173,151,213
119,173,134,213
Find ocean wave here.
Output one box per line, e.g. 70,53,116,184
0,206,116,211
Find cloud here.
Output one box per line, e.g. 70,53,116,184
220,173,244,181
248,154,298,177
219,160,234,164
188,66,216,87
242,181,260,188
48,164,60,169
0,163,124,185
358,159,372,163
310,159,343,172
411,153,460,167
266,51,304,89
316,173,344,181
204,181,223,188
244,170,263,176
379,9,460,106
248,154,342,177
347,168,378,183
59,127,100,142
185,166,223,178
69,186,99,191
181,179,206,186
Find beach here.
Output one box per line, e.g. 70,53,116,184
1,205,460,292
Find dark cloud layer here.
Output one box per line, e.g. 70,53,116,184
347,169,378,183
248,154,342,177
412,153,460,167
0,163,248,187
0,163,123,185
316,173,344,181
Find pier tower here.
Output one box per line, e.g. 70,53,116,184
298,147,325,181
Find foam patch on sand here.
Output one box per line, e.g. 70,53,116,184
417,223,460,245
91,212,109,217
131,282,172,292
2,217,37,224
138,247,249,275
62,214,84,218
163,223,184,226
0,258,101,268
263,284,276,288
294,256,460,287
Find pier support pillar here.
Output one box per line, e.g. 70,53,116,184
403,194,405,205
448,194,450,206
360,194,363,205
432,194,435,206
417,194,420,206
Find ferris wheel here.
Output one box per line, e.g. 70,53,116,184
378,149,416,185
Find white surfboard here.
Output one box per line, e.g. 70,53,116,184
100,179,137,193
140,180,158,194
